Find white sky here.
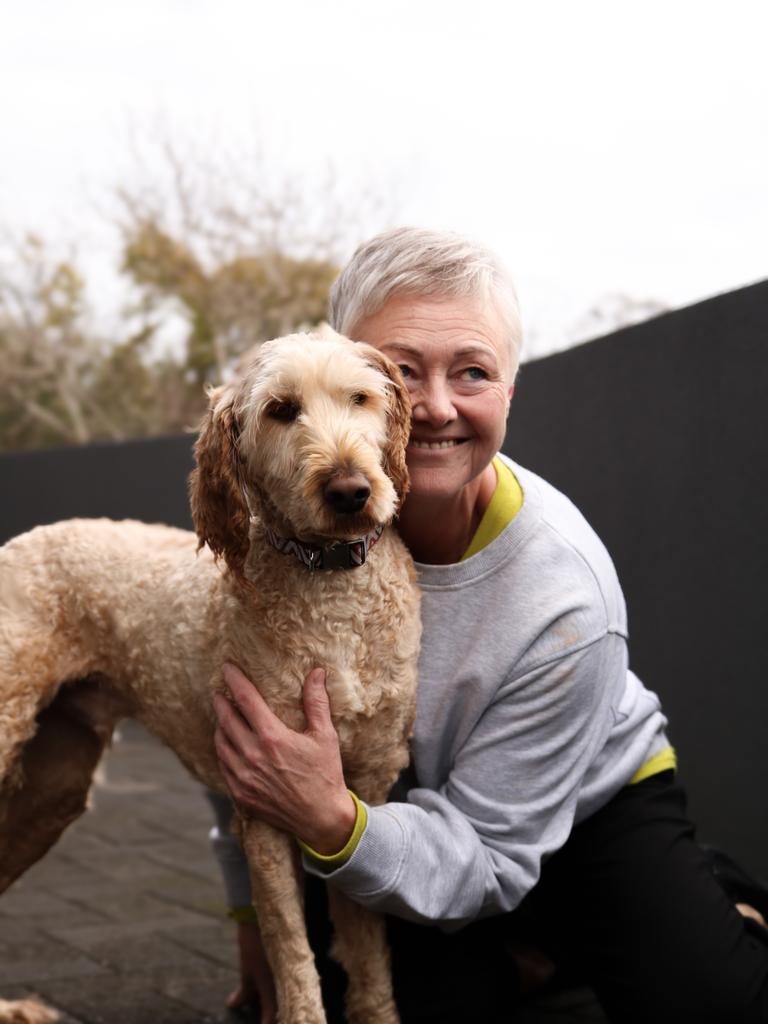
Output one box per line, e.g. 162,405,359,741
1,0,766,359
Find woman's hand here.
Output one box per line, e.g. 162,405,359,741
213,663,356,855
227,920,278,1023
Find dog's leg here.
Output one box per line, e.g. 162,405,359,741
326,699,416,1024
239,817,328,1024
0,610,101,782
0,679,122,894
326,766,406,1024
326,888,399,1024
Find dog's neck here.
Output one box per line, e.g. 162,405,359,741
261,525,384,572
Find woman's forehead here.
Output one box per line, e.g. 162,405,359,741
382,339,500,361
358,299,514,378
354,294,510,367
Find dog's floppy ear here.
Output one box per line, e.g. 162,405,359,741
189,385,251,580
356,344,412,508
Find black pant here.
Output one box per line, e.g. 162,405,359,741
307,773,768,1023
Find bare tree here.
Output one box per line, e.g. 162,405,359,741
115,137,388,385
0,136,393,451
0,234,105,448
0,234,200,451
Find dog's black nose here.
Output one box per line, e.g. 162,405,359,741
324,473,371,514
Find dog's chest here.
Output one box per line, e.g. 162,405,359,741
225,563,406,732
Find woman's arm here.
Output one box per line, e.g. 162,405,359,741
213,633,637,927
312,632,632,925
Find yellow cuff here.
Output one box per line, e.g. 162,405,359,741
297,790,367,868
629,745,677,785
228,904,259,925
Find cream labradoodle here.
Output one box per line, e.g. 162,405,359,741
0,331,421,1024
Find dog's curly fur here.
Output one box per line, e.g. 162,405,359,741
0,331,421,1024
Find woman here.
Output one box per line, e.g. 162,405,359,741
211,228,768,1023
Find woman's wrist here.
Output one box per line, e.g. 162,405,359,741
298,789,357,856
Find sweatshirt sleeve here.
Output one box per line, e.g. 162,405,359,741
303,631,626,928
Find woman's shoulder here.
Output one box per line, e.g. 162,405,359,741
500,457,628,638
509,460,618,569
416,457,628,648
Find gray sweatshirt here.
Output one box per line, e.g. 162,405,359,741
211,458,670,927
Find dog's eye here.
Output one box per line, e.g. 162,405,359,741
352,392,368,407
267,400,300,422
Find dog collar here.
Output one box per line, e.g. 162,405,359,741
264,526,384,572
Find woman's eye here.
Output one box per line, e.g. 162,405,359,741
267,400,300,422
463,366,488,381
397,364,412,379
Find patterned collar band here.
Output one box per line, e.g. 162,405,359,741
264,525,384,572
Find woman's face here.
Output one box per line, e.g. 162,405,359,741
353,294,514,502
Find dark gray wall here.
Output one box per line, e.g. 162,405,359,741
503,280,768,877
0,434,195,544
2,280,766,875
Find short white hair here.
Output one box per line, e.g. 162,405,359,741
328,227,523,377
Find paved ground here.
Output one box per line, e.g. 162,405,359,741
0,722,240,1023
0,722,606,1023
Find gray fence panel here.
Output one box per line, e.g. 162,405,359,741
0,434,195,544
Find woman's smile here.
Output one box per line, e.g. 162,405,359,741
408,437,467,451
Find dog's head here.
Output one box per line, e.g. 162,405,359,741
189,331,411,579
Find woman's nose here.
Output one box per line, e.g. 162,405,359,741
412,378,457,426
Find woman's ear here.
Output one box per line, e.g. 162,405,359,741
189,385,251,581
355,344,412,508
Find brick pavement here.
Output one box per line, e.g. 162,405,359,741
0,722,606,1024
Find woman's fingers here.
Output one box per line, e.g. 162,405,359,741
220,663,333,740
302,668,331,734
212,692,258,758
222,662,279,732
